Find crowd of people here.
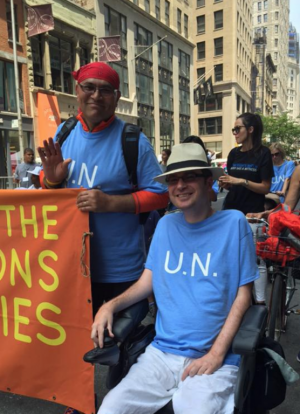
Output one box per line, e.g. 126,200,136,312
8,61,300,413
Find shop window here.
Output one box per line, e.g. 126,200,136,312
0,60,17,112
49,35,74,94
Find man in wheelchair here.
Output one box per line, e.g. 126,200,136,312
91,143,260,414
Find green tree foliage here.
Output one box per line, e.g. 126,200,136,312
261,114,300,157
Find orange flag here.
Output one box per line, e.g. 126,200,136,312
0,189,94,414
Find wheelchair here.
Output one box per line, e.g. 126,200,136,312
84,301,272,414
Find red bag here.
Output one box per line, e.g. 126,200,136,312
256,204,300,265
256,237,299,266
268,204,300,237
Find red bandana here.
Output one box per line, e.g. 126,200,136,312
72,62,120,89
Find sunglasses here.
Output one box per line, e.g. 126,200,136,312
231,126,247,135
271,152,281,158
79,84,117,97
166,172,207,185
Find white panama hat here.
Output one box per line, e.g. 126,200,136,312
154,143,224,184
27,166,42,176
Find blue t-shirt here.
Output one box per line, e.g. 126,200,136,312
270,160,295,202
145,210,259,366
54,117,167,283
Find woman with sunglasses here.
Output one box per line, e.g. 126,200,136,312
219,112,274,305
268,143,295,206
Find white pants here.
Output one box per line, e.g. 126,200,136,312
249,222,268,302
98,344,238,414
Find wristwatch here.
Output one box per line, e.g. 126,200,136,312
244,179,249,186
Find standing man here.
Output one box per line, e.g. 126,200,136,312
38,62,168,317
14,147,38,188
92,143,259,414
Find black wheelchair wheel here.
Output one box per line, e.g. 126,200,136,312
268,274,283,341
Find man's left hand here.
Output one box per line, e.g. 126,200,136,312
77,189,112,213
181,352,223,380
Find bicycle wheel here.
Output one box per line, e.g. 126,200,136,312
268,274,283,341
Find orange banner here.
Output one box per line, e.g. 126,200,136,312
37,93,61,146
0,189,94,414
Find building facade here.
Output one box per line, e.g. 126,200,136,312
95,0,195,154
252,0,289,115
0,0,33,187
26,0,96,145
194,0,253,158
287,25,300,121
251,30,276,116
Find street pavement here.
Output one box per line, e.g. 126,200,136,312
1,191,300,413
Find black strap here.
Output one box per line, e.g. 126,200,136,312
56,116,78,147
122,123,141,189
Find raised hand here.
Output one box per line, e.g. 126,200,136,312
37,138,72,184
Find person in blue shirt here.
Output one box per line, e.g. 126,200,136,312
92,143,259,414
269,143,295,204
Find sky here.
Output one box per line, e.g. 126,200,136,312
289,0,300,35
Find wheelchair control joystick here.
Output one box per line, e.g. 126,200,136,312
83,329,120,366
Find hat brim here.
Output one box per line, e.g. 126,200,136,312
154,166,224,184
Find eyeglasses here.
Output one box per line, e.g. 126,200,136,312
79,84,117,97
271,152,281,158
232,126,247,135
166,172,207,185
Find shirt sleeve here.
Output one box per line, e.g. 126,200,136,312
286,161,296,179
260,147,274,181
238,216,260,286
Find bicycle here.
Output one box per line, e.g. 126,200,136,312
251,218,300,341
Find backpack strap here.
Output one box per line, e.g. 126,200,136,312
56,116,78,147
122,123,141,189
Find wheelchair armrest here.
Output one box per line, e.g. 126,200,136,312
232,305,268,355
112,299,149,343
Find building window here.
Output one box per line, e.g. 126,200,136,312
6,2,19,42
273,78,277,87
136,73,153,105
197,0,205,6
214,37,223,56
274,38,278,47
264,0,268,8
179,89,190,115
236,94,240,111
0,60,18,112
274,52,278,60
165,1,170,26
257,15,261,24
197,42,205,60
49,35,74,94
133,0,139,4
197,67,205,82
199,117,222,135
258,2,262,11
197,15,205,34
214,10,223,30
134,24,153,62
155,0,160,19
31,35,44,87
275,25,278,33
275,11,279,20
159,82,173,111
215,64,223,82
177,9,182,34
199,94,222,112
145,0,150,13
160,122,173,150
184,14,188,38
139,118,155,147
79,46,90,67
179,50,190,79
263,13,268,22
158,38,173,70
104,5,127,50
111,63,129,97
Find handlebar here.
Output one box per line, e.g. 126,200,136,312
246,217,269,227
